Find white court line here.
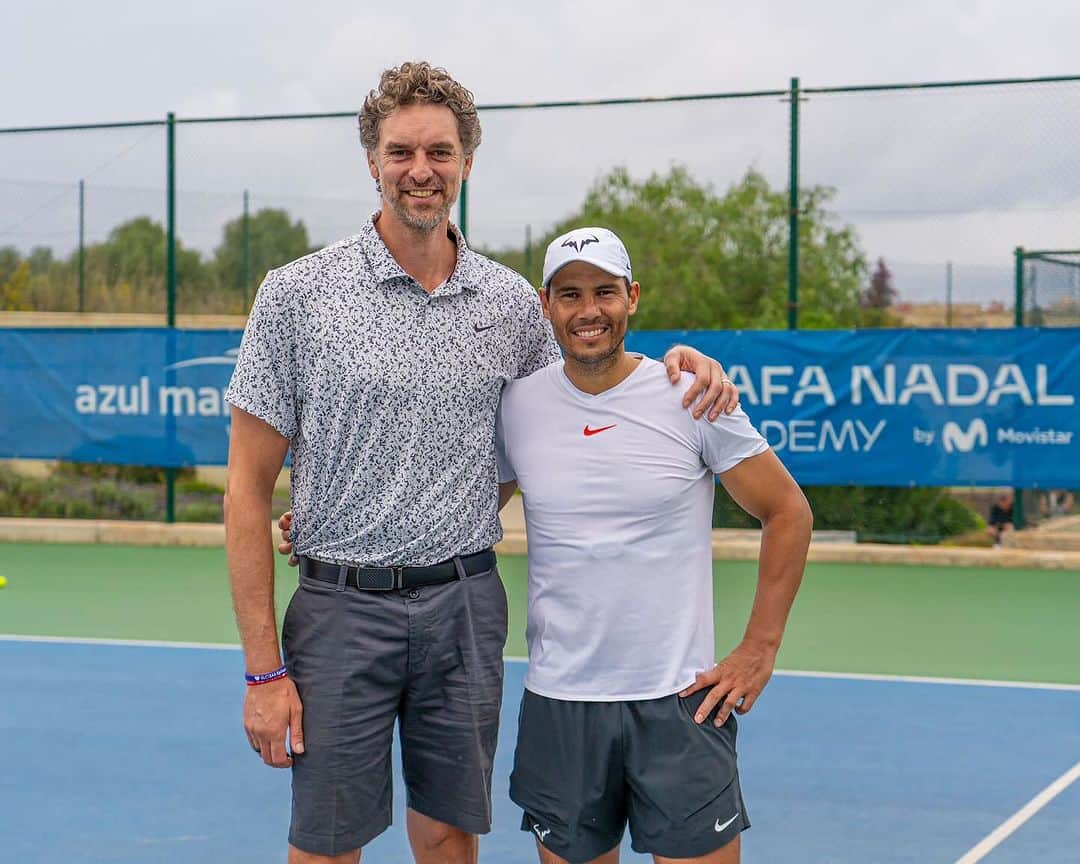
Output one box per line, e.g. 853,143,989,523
954,759,1080,864
0,633,239,651
3,634,1080,693
772,668,1080,693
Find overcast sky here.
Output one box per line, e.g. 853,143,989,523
3,0,1080,304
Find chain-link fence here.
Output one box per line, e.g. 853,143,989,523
1017,248,1080,326
4,74,1079,323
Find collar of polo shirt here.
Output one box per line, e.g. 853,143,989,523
361,215,484,294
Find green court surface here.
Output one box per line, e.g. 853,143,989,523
1,541,1077,684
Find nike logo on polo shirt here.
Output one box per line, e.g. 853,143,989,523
583,424,617,436
714,812,739,833
474,322,497,332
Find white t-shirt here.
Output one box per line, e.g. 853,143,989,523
495,355,769,701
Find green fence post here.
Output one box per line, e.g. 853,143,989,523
165,112,177,524
1012,246,1025,529
458,178,468,241
1014,247,1024,326
242,188,250,309
524,224,532,284
945,260,953,327
788,76,800,330
78,179,85,312
166,113,176,327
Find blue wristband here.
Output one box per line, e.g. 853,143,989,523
245,664,288,686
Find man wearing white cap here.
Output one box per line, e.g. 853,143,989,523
496,227,812,864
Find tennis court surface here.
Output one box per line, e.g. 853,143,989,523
2,542,1078,863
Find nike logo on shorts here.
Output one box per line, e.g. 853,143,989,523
532,823,551,843
715,812,739,833
583,424,617,436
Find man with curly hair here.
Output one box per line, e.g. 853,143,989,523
224,61,739,864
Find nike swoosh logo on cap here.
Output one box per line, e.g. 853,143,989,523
583,424,617,436
715,812,739,833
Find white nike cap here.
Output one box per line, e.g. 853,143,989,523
542,226,633,288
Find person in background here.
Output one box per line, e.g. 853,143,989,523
987,489,1015,546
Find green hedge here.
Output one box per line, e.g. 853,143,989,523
713,484,981,544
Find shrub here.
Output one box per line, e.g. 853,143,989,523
713,484,980,544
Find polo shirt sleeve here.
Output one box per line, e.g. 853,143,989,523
224,269,299,439
514,288,561,378
495,396,516,483
698,405,770,475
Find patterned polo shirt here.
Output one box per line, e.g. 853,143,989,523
225,214,560,566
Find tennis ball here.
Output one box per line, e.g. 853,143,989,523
0,575,7,588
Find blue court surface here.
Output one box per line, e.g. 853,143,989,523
3,638,1079,863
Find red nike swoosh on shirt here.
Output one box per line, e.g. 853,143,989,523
583,424,617,436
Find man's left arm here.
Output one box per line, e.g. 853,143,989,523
663,346,740,420
679,450,812,725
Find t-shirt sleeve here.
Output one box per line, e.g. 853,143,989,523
224,269,299,439
495,395,516,483
698,405,770,475
515,287,561,378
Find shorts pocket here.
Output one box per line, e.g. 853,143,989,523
666,693,739,819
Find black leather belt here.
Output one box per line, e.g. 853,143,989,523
299,549,496,591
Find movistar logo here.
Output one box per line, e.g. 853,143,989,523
942,419,988,453
561,234,599,252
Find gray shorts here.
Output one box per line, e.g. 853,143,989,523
509,688,749,863
280,563,507,856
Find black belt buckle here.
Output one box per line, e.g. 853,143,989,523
351,565,405,591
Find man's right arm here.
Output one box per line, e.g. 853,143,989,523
224,405,301,768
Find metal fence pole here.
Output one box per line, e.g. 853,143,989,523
458,179,469,241
524,224,532,284
166,113,176,327
165,112,177,524
1013,246,1024,529
242,189,250,309
945,260,953,326
1014,247,1024,326
77,179,85,312
787,76,800,330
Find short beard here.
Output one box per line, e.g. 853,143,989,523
383,180,457,234
387,195,452,233
564,334,625,372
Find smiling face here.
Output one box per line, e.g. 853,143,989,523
542,260,640,369
367,102,472,233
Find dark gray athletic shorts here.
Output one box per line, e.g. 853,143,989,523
510,688,749,863
280,562,507,856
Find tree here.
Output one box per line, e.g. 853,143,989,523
0,260,32,310
74,217,204,313
0,246,21,286
486,165,867,330
863,258,896,309
213,208,313,310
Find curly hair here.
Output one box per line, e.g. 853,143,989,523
359,61,482,155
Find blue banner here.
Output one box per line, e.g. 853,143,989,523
0,328,240,468
629,329,1079,487
2,327,1078,486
